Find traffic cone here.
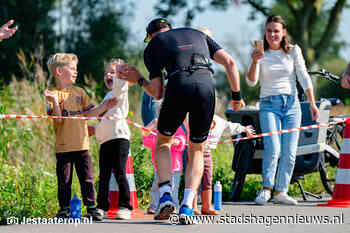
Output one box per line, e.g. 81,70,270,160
319,118,350,208
107,149,145,218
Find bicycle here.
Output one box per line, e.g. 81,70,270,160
308,69,345,195
225,69,344,201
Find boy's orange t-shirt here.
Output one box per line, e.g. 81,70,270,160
47,86,94,153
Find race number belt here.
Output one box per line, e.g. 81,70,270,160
167,64,214,78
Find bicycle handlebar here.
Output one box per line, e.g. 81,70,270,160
308,69,340,83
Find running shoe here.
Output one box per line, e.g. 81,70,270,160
254,189,271,205
272,193,298,205
154,192,175,220
179,204,195,225
115,207,132,220
86,207,104,221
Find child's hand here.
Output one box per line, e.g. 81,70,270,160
244,125,256,136
88,125,95,136
103,97,118,110
44,89,58,104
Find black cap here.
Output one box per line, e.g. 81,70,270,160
144,18,171,43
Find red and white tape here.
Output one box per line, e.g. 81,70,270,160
218,119,346,144
0,114,156,136
0,114,346,144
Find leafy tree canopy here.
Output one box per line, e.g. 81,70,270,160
0,0,57,83
154,0,349,65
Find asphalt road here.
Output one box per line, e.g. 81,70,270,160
2,199,350,233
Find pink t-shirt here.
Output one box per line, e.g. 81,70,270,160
143,126,186,172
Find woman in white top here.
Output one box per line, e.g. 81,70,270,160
247,15,319,205
192,114,254,215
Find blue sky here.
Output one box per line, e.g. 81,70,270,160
130,0,350,65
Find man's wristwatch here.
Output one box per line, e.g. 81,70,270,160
138,77,146,87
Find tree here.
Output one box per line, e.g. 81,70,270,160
64,0,131,94
153,0,349,66
0,0,58,83
154,0,239,26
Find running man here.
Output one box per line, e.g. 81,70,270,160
117,18,244,223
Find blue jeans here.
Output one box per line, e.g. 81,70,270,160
259,94,301,193
141,92,158,126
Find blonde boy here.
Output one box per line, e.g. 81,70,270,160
44,53,117,221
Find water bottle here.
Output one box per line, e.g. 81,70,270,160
70,194,81,219
197,189,201,204
213,181,222,211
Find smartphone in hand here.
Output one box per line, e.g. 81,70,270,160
254,40,264,52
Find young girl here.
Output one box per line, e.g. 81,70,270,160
143,116,186,218
94,58,133,219
192,114,254,215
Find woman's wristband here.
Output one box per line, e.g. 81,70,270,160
232,91,242,101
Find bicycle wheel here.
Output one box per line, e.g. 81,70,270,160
319,155,337,195
320,122,343,194
326,123,343,155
